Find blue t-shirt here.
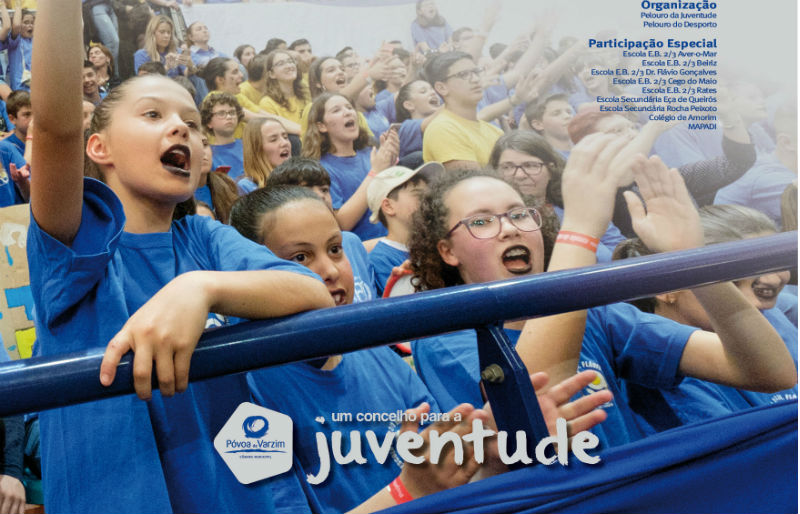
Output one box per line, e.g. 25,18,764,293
247,346,438,514
410,20,452,50
375,96,396,124
1,133,24,156
342,231,377,303
411,302,694,449
714,153,795,227
211,139,245,180
320,149,388,241
194,184,213,209
368,239,408,296
364,107,390,140
398,118,424,159
628,305,798,432
6,35,31,91
0,144,25,207
27,178,319,514
237,176,258,195
190,46,228,68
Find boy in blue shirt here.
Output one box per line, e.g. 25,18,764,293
367,162,442,294
201,92,245,180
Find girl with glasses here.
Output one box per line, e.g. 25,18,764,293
489,130,626,261
230,185,611,513
408,134,796,449
256,49,309,133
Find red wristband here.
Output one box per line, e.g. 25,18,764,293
556,230,599,252
367,169,378,177
388,476,413,504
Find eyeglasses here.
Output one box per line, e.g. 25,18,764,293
212,109,238,119
446,207,542,239
499,161,549,180
272,58,296,69
445,67,485,81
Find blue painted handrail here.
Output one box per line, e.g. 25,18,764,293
0,232,795,416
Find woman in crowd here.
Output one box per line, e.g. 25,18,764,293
87,42,119,93
239,117,292,194
133,14,194,78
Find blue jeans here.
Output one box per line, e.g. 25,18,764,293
90,3,120,75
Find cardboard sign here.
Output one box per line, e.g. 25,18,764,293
0,204,35,360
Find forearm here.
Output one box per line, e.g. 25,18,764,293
477,96,515,123
195,270,335,318
679,137,756,205
335,178,373,231
683,282,797,392
30,0,84,244
516,217,602,386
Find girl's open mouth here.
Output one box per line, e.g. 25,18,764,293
502,245,532,274
161,145,191,177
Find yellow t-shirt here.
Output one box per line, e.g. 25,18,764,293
422,108,503,165
237,81,264,109
258,94,309,126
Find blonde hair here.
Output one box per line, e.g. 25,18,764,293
243,117,287,188
144,15,177,62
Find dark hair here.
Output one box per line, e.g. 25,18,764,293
247,54,269,82
335,46,353,61
488,131,565,206
392,47,410,63
525,93,570,125
234,44,255,62
409,167,558,291
422,51,473,85
202,57,238,92
308,56,338,98
138,61,167,76
288,38,310,50
266,157,331,189
200,92,244,131
263,38,287,55
230,185,321,243
264,50,308,109
6,90,30,118
205,170,240,224
395,80,419,123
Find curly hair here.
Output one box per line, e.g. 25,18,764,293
488,130,565,207
200,92,244,133
300,92,371,159
263,50,309,110
409,167,558,291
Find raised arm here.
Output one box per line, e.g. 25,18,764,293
30,0,85,245
516,133,632,388
624,156,797,392
0,1,11,42
9,0,20,38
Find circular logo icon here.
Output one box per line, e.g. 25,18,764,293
242,415,269,438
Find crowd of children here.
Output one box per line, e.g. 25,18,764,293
0,0,795,513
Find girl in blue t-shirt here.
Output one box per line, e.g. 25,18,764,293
395,79,441,161
407,134,796,449
229,185,612,513
239,117,292,194
31,3,334,512
302,92,399,240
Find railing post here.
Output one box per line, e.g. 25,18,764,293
476,323,549,468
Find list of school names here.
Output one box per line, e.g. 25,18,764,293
587,1,720,127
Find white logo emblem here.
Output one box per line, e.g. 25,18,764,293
214,402,293,484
